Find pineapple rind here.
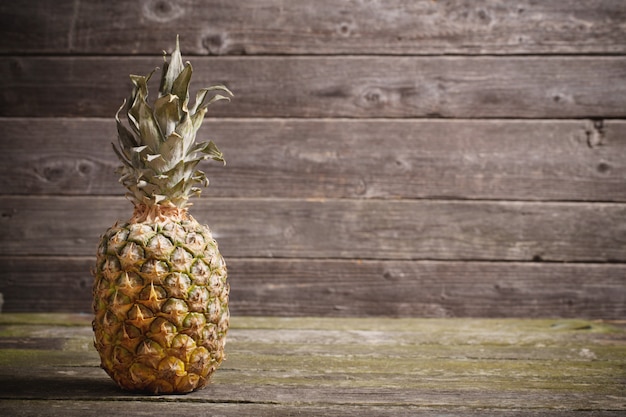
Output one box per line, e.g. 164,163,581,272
93,209,229,394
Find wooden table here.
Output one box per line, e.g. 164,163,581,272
0,314,624,416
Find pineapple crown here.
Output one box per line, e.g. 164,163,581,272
113,36,233,209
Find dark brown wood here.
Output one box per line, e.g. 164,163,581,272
1,196,625,262
0,314,624,415
1,0,625,55
1,256,624,318
2,56,626,118
2,118,626,202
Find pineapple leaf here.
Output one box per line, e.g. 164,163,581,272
167,176,188,197
158,52,169,97
160,35,184,96
132,145,148,153
128,69,157,132
114,37,233,208
131,146,148,168
163,159,197,188
176,112,196,154
159,132,186,172
137,98,163,153
189,186,203,199
197,140,225,164
153,94,181,138
115,100,138,149
153,194,168,204
192,170,210,187
185,140,224,163
189,94,232,137
172,62,193,111
191,106,208,135
111,142,132,168
144,153,169,174
190,85,234,114
200,93,232,110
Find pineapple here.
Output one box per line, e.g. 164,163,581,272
93,38,232,394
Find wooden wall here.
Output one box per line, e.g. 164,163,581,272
1,0,625,318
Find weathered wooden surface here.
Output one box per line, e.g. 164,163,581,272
1,0,625,55
1,257,625,319
2,118,625,202
0,314,624,416
2,196,625,262
1,1,625,319
2,56,626,118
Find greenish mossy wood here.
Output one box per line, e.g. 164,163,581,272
0,314,624,415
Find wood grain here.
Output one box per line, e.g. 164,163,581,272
229,259,626,318
2,56,626,118
4,401,623,417
2,118,626,202
1,196,625,262
0,314,624,415
1,256,624,318
1,0,625,55
1,0,625,322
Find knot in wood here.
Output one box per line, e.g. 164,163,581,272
143,0,185,23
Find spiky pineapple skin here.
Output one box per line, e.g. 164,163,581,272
93,206,229,394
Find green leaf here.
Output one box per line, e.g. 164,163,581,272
153,194,168,204
144,152,170,174
131,146,148,168
190,85,234,114
128,69,157,133
200,140,225,164
158,54,169,97
132,145,148,153
172,62,193,111
164,159,198,188
167,176,189,197
190,106,207,135
192,171,210,187
201,93,232,110
153,94,181,138
115,100,138,150
116,37,233,208
160,35,184,96
185,140,224,162
176,112,196,154
189,94,232,135
159,132,185,171
137,97,163,153
111,142,132,168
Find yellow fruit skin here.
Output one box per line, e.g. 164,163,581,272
93,207,229,394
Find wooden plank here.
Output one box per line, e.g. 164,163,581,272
229,259,626,319
0,315,624,414
0,257,92,313
1,257,625,318
1,0,626,55
1,363,624,407
1,196,625,262
2,56,626,118
3,401,624,417
2,118,626,202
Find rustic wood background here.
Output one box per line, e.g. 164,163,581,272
1,0,625,318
